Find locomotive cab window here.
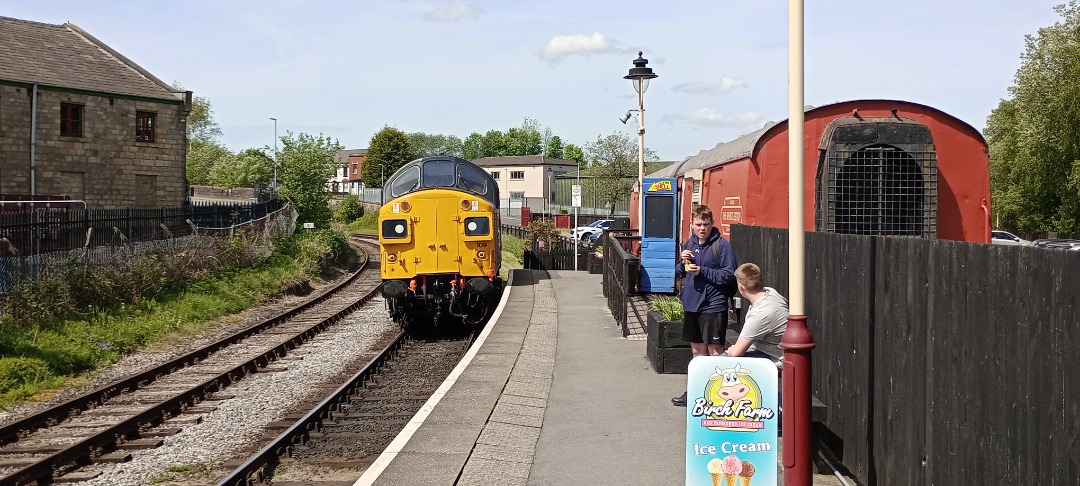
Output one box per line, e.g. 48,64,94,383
422,159,456,188
390,166,420,198
458,164,488,195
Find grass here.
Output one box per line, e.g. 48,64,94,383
500,233,526,281
346,214,378,236
650,295,684,321
149,463,215,484
0,231,346,409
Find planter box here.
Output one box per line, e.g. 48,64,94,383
646,311,690,348
588,252,604,274
647,341,693,374
646,310,692,374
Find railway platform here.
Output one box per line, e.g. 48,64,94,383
356,269,846,486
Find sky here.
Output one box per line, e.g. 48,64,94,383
1,0,1066,161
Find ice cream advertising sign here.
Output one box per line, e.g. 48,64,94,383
686,356,778,486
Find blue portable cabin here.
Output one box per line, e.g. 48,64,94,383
638,177,679,293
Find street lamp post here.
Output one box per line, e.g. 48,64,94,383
269,117,278,198
624,51,657,231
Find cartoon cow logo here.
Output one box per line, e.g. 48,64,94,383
702,363,765,431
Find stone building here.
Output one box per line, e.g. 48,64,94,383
0,16,192,208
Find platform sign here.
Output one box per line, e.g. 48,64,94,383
686,356,778,486
572,184,581,208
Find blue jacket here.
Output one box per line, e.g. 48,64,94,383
675,227,737,313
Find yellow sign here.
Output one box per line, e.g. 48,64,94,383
647,180,672,192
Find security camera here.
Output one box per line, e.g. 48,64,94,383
619,111,632,124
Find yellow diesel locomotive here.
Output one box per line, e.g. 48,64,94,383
378,156,502,327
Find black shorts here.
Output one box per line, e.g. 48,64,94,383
683,311,727,345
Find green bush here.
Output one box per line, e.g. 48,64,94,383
0,357,51,392
333,194,363,222
347,214,379,234
649,295,684,321
526,218,561,249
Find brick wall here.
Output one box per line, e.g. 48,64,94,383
0,83,187,208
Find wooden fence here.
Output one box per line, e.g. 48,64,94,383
730,224,1080,485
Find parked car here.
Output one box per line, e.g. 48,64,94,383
1029,238,1080,251
571,219,613,240
991,230,1030,246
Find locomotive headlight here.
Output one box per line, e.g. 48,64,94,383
464,216,489,236
382,219,409,239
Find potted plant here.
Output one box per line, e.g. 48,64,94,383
646,296,692,373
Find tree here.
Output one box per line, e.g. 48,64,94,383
462,132,484,160
172,82,222,144
481,130,506,157
585,133,658,217
186,140,233,186
985,1,1080,234
278,132,343,227
364,126,417,188
563,143,585,166
546,135,565,159
210,148,273,188
408,132,464,158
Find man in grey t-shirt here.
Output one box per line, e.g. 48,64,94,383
723,263,787,359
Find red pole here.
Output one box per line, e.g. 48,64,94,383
781,314,815,485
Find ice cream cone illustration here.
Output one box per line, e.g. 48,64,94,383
721,455,742,486
707,458,724,486
739,460,756,486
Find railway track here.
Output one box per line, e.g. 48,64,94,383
0,236,384,485
217,329,475,486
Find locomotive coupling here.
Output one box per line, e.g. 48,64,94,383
381,280,408,299
465,277,494,296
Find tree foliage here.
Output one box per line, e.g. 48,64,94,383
278,132,343,226
563,143,585,165
187,140,233,186
986,1,1080,233
171,83,222,144
546,135,565,159
211,148,273,188
408,132,464,158
364,126,417,188
584,133,658,217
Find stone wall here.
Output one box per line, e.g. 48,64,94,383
0,83,187,208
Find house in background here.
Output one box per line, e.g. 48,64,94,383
473,155,578,211
0,16,192,209
331,148,367,194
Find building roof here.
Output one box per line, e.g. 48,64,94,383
334,148,368,165
0,16,182,101
473,155,578,167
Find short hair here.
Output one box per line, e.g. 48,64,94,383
736,263,764,292
691,204,713,223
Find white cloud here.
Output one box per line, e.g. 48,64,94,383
541,32,613,62
421,1,484,22
685,108,762,127
672,77,748,94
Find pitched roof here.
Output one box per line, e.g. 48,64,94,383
0,16,181,101
334,148,368,165
473,155,578,167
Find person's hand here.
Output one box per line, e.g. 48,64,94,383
687,263,701,275
680,249,693,261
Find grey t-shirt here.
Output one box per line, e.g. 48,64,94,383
740,287,788,357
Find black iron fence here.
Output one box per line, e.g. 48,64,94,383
601,232,640,337
731,224,1080,485
0,200,283,257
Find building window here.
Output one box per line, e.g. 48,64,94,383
491,171,500,179
61,103,83,137
510,171,525,180
510,191,525,201
136,111,155,142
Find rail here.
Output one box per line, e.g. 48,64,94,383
601,232,640,337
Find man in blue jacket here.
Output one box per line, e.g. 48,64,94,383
671,204,738,406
